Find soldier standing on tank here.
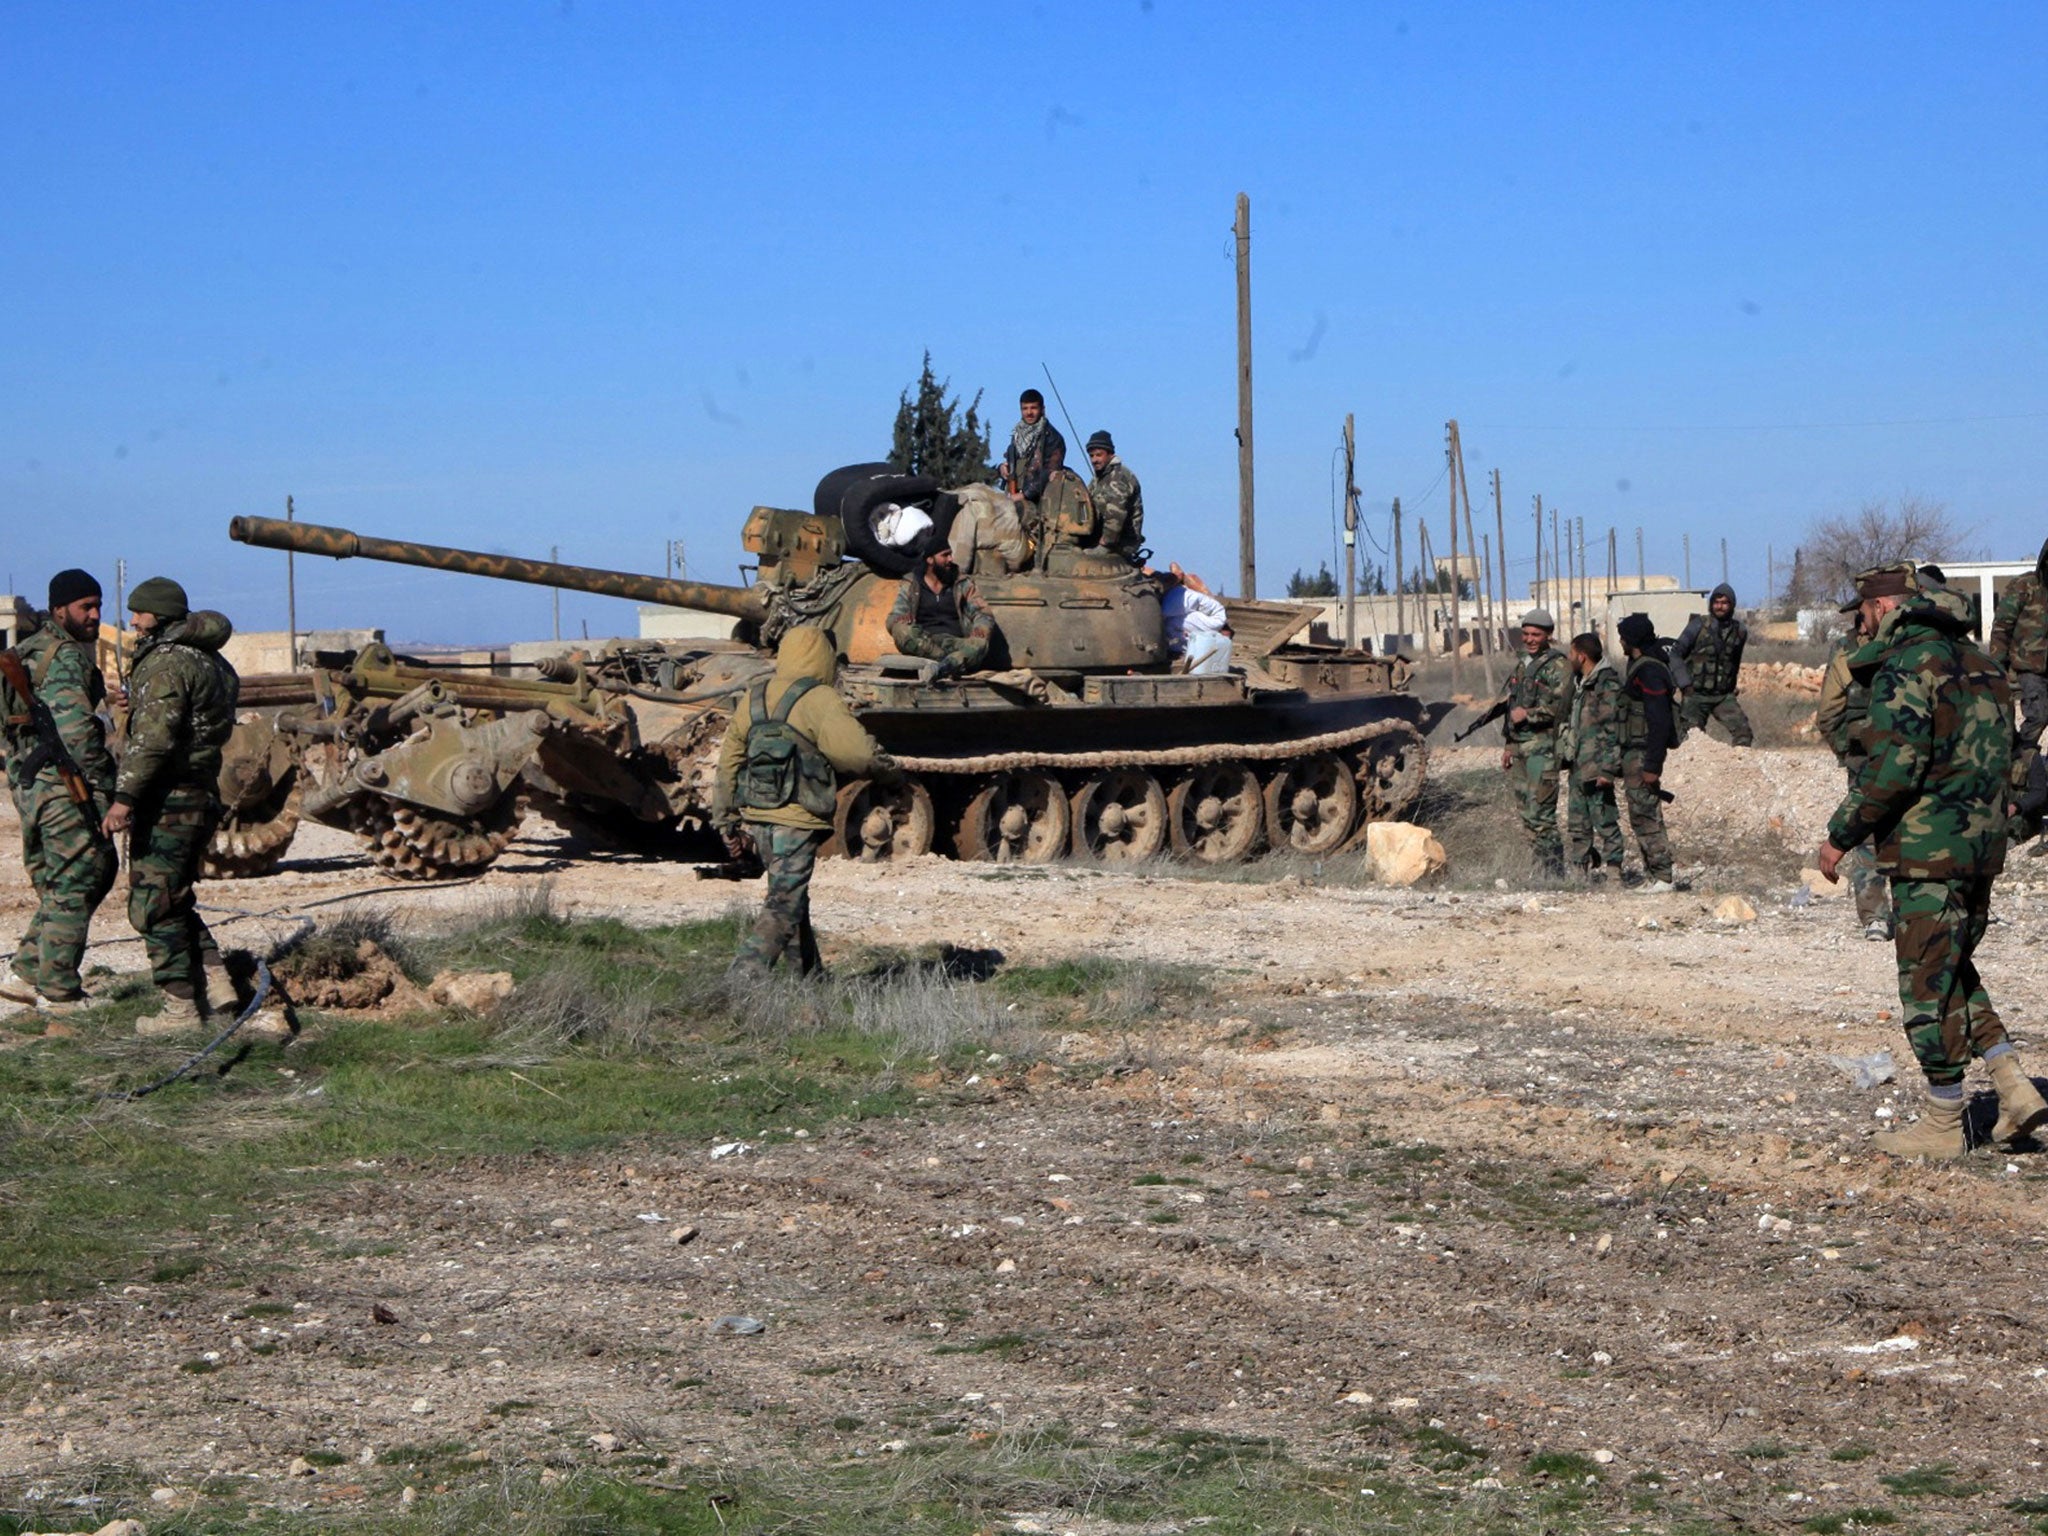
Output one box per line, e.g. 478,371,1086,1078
101,577,240,1037
885,543,995,680
1816,591,1893,940
1562,631,1625,882
0,569,119,1013
1669,583,1754,746
1000,389,1065,506
1819,562,2048,1158
1501,608,1573,878
713,626,902,979
1083,431,1145,564
1615,613,1681,891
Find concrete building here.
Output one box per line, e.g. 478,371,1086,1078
638,604,742,643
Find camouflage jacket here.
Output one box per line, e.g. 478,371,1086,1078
1989,564,2048,676
1826,588,2012,878
1089,459,1145,561
884,572,994,668
1564,662,1624,782
1,617,116,797
1813,630,1869,766
115,610,240,807
1503,645,1573,749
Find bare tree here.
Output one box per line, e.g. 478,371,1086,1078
1791,497,1974,607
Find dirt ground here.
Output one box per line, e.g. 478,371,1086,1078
10,749,2048,1530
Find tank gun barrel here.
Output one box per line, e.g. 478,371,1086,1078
228,516,772,623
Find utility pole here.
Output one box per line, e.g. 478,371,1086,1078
1449,422,1490,682
1721,537,1729,586
1392,498,1405,650
1417,521,1438,659
285,495,298,670
551,544,562,641
1492,469,1508,624
1234,193,1256,599
1445,428,1461,694
1532,494,1544,600
1342,414,1359,648
1636,527,1646,590
1551,507,1561,621
1683,532,1692,590
114,558,127,684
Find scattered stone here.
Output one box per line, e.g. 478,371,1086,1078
1592,1448,1616,1464
1388,1396,1421,1411
1712,894,1758,924
1340,1390,1374,1405
371,1303,400,1325
1366,821,1447,886
880,1439,909,1453
1593,1234,1612,1256
588,1432,619,1453
712,1315,765,1336
97,1523,149,1536
409,1397,432,1415
1799,868,1847,900
400,1486,418,1506
426,970,514,1016
288,1456,318,1476
995,1258,1017,1274
673,1224,700,1247
1826,1051,1895,1089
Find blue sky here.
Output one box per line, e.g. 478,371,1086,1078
4,1,2043,643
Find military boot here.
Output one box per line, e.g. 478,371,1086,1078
1989,1052,2048,1144
1873,1089,1966,1160
135,992,207,1040
202,952,243,1018
1,968,39,1006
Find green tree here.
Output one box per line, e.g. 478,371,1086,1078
888,353,993,484
1286,563,1340,598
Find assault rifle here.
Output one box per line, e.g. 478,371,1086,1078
0,646,101,822
1453,696,1511,743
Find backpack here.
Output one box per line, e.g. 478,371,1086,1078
739,676,837,818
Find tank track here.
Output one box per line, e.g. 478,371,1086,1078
348,795,529,880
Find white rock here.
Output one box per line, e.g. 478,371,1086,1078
589,1432,619,1453
409,1397,432,1415
1713,894,1758,923
96,1523,150,1536
287,1455,317,1476
426,969,515,1015
1592,1448,1616,1464
1366,822,1447,887
400,1486,418,1506
1799,868,1847,900
1341,1390,1374,1405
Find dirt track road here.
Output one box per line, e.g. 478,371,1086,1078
9,764,2048,1528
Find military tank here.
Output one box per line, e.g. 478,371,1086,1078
226,465,1425,872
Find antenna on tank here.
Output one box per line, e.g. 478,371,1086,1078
1040,363,1084,453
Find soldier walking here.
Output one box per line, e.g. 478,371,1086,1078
1819,563,2048,1158
101,577,240,1037
1083,431,1145,564
713,627,901,979
885,543,995,681
1989,536,2048,748
1670,583,1754,745
1815,592,1892,940
1615,614,1681,891
1500,608,1573,878
0,569,119,1012
1562,631,1625,881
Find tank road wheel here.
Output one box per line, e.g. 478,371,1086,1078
353,795,529,880
201,780,303,879
1071,769,1167,863
956,772,1071,863
1167,763,1264,864
831,777,935,863
1352,723,1430,828
1263,752,1359,857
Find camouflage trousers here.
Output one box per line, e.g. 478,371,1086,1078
1621,756,1674,881
1842,843,1889,926
1564,776,1623,872
1890,875,2007,1086
1505,742,1563,872
1680,691,1754,747
2018,672,2048,749
732,824,826,977
896,631,983,668
127,786,221,994
11,780,117,1001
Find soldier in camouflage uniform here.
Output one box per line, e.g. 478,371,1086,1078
1669,583,1754,745
1562,632,1625,880
885,543,995,679
1820,562,2048,1158
1989,534,2048,749
1500,608,1573,877
1,569,118,1011
712,626,901,978
1815,595,1891,939
1083,431,1145,564
101,577,240,1038
1616,614,1680,889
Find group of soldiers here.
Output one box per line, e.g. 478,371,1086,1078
0,568,272,1039
996,389,1146,569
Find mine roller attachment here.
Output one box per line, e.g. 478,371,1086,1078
954,771,1070,863
202,714,303,879
1264,751,1359,857
1071,769,1167,862
1167,763,1264,864
351,795,528,880
828,776,935,862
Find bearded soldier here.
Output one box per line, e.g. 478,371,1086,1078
1615,614,1681,891
1083,430,1145,564
1000,389,1065,507
1500,608,1573,878
886,543,995,681
1670,583,1754,745
0,569,118,1012
1820,563,2048,1158
101,577,240,1037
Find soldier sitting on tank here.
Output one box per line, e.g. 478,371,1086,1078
886,543,996,681
1084,431,1145,565
943,483,1027,576
1001,389,1065,506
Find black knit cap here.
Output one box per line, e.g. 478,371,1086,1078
1086,430,1116,454
1617,613,1658,650
47,568,101,610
